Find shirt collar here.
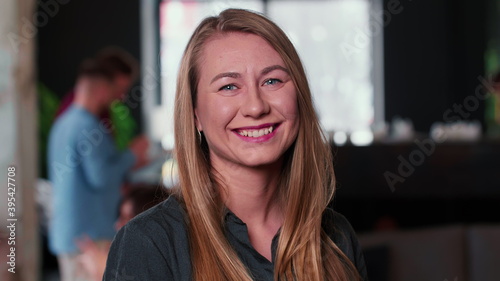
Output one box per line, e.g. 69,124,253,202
223,207,281,264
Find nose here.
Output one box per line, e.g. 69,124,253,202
240,86,270,118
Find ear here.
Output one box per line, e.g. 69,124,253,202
194,108,203,131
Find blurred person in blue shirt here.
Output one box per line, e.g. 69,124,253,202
47,48,149,281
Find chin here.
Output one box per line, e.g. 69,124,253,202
237,154,283,168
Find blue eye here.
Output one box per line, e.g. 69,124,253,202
264,78,282,86
219,84,237,91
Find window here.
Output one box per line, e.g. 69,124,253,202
150,0,381,149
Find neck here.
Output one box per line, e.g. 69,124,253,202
74,84,105,116
213,158,284,226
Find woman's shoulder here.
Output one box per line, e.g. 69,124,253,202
104,196,192,280
113,196,190,252
125,195,187,233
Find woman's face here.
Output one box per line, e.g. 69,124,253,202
195,32,299,168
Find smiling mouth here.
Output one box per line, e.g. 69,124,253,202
234,124,278,138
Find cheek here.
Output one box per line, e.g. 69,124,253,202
284,96,299,120
197,95,240,131
94,87,109,101
273,89,299,122
284,99,300,138
103,85,115,98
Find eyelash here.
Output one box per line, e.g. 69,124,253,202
219,84,238,91
218,78,283,91
263,78,282,86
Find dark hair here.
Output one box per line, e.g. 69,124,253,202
78,47,139,82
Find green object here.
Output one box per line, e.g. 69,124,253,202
485,41,499,75
38,85,138,178
110,101,137,150
38,83,60,178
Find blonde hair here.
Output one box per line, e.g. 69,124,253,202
173,8,362,281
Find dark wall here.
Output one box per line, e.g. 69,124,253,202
332,142,500,231
37,0,142,123
384,0,488,132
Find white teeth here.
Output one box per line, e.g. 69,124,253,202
238,126,274,138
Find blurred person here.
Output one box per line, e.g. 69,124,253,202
55,48,132,120
53,49,139,151
47,48,149,281
77,187,166,281
104,9,367,281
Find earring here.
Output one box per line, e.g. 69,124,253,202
197,129,202,143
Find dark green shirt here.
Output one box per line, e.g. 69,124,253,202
104,196,368,280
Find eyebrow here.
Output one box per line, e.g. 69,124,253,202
210,72,241,84
209,65,290,85
261,65,289,76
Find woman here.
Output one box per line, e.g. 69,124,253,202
104,9,367,281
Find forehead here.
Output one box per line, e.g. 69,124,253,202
198,32,285,71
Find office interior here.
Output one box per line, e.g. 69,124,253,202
1,0,500,280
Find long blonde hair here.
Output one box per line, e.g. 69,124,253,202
173,8,362,281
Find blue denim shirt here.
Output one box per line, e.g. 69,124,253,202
48,105,135,254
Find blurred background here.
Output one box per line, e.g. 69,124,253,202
1,0,500,280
